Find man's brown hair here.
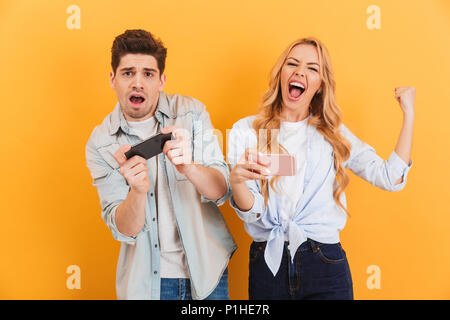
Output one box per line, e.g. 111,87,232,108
111,29,167,75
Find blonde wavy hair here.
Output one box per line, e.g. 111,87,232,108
252,37,352,215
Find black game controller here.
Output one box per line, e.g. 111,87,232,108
124,133,173,160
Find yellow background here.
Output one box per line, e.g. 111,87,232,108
1,0,449,299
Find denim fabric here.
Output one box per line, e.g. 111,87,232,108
161,269,229,300
248,240,353,300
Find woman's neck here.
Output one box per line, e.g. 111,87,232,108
280,106,309,122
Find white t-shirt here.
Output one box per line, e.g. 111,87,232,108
278,117,309,224
127,117,189,278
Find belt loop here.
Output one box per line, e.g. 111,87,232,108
309,239,320,252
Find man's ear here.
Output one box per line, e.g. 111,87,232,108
109,71,115,89
159,73,166,91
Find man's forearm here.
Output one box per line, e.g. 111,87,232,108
183,164,227,201
115,188,147,237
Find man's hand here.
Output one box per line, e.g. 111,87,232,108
161,125,193,175
113,144,150,194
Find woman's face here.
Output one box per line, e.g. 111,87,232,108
280,44,322,115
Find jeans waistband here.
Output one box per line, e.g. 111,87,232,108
290,238,324,253
254,238,329,253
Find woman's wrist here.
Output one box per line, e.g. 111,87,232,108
231,187,255,212
402,111,415,122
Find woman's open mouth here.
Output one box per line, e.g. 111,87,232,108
288,81,306,101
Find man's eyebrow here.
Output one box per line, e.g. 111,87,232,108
143,67,158,72
286,57,320,66
118,67,158,72
118,67,134,72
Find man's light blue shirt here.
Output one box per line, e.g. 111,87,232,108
86,92,237,299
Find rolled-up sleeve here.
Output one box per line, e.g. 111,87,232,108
340,123,413,192
227,121,266,223
85,135,137,244
192,104,231,206
229,182,266,223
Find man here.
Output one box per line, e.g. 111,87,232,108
85,29,236,300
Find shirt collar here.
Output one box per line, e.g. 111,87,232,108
109,91,173,136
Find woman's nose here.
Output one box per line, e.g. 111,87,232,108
295,67,306,77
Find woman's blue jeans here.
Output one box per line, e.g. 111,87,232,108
249,239,354,300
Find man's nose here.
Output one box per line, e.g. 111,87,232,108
132,74,144,90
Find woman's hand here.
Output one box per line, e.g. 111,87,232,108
393,86,415,182
230,148,271,212
230,148,271,185
395,86,415,117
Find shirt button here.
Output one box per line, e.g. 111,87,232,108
152,217,156,222
155,244,158,248
150,193,154,197
154,271,158,275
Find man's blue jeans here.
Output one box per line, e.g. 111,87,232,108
160,268,229,300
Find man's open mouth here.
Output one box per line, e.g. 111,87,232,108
288,81,306,100
129,94,146,105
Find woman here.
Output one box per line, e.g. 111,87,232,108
227,37,414,300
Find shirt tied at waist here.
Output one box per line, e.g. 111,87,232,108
264,219,308,276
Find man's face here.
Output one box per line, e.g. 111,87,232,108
110,53,166,121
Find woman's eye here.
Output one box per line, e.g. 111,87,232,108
287,63,297,67
309,68,318,72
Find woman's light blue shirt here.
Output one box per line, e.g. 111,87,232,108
227,116,413,276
